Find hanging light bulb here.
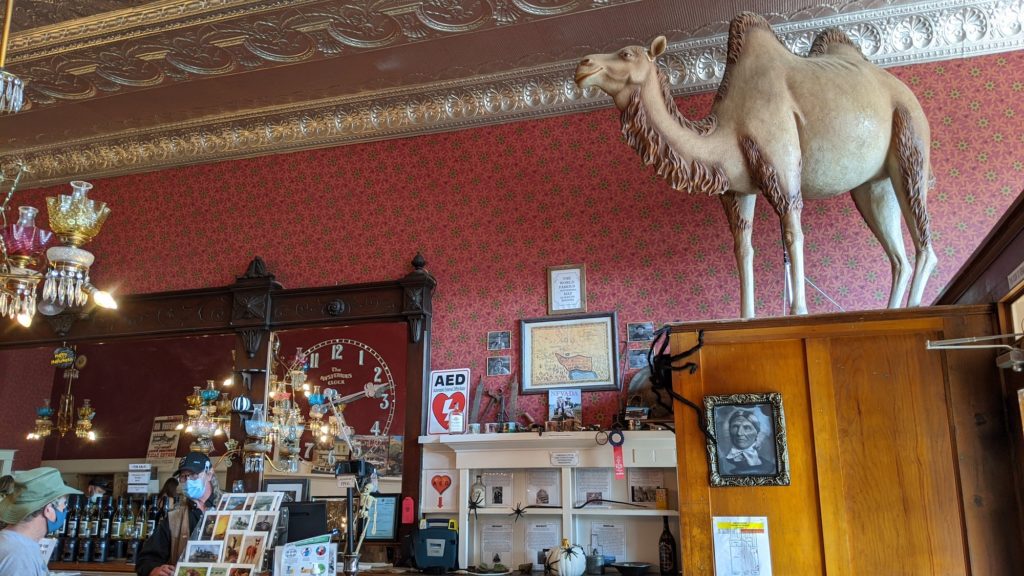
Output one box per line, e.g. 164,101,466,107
85,284,117,309
16,310,31,327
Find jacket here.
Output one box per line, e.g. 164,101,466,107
135,504,203,576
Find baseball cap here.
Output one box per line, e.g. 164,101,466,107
175,451,212,476
0,467,81,525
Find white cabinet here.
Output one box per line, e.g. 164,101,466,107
420,431,679,570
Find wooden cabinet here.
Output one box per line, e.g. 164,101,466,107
669,306,1021,575
420,431,679,569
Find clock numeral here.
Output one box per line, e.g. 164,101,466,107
358,350,365,366
331,344,344,360
309,352,319,369
373,366,383,383
370,421,381,436
378,392,390,410
303,442,314,459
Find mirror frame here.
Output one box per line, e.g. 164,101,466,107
0,254,435,519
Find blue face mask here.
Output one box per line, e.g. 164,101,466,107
185,474,206,500
46,503,67,533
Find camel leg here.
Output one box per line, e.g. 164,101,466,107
739,137,806,315
720,192,757,318
888,106,937,306
850,181,911,308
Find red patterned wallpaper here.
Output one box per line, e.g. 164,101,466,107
2,52,1022,467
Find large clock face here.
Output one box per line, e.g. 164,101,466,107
304,337,397,436
275,323,408,475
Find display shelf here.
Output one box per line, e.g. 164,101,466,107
420,430,679,569
571,508,678,517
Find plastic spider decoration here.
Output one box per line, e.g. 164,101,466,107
510,502,529,523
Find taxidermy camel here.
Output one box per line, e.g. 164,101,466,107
575,12,936,318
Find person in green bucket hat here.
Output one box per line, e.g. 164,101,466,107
0,467,81,576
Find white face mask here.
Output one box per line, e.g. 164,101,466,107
90,493,102,503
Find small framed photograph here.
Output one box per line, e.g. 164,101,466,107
218,494,248,512
175,564,212,576
238,531,269,566
248,492,282,512
212,513,231,540
487,356,512,376
627,349,648,369
251,511,279,535
199,511,220,540
312,497,349,537
548,389,581,421
627,322,655,342
184,540,224,563
704,392,791,487
208,565,232,576
487,330,511,351
262,478,310,503
547,264,587,315
227,511,253,531
520,312,618,393
223,531,245,563
227,566,256,576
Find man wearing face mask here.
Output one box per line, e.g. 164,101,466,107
0,467,82,576
86,477,110,503
136,452,221,576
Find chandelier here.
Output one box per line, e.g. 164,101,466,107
176,379,233,454
28,347,97,441
0,0,24,114
0,165,117,327
238,338,385,474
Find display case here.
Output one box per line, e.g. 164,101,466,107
420,431,679,569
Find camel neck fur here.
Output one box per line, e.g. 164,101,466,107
620,69,730,195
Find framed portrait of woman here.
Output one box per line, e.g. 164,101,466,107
703,392,790,487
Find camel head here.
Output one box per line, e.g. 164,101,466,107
575,36,667,108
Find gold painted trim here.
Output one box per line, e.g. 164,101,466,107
3,0,1021,188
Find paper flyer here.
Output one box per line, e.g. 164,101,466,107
712,516,772,576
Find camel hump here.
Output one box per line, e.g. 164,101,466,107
809,27,863,59
726,12,778,66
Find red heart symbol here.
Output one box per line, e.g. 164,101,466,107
431,474,452,495
431,392,466,430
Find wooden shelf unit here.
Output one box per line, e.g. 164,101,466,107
420,431,679,569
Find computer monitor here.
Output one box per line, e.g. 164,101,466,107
281,501,329,543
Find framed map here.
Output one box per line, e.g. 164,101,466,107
520,312,619,393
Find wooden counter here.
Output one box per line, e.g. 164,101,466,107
50,560,136,574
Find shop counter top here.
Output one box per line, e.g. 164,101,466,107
50,560,136,574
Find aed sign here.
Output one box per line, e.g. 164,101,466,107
427,368,469,435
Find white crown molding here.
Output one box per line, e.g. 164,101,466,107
8,0,1023,188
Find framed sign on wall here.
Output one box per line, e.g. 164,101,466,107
547,264,587,315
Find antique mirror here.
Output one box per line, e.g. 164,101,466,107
0,255,434,524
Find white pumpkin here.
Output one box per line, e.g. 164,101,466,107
545,539,586,576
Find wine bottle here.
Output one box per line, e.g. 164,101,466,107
99,496,113,540
65,496,79,540
658,516,678,576
146,495,158,539
137,498,149,540
123,499,136,541
77,497,91,539
88,497,100,539
111,498,124,541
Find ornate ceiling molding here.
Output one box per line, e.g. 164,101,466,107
9,0,639,108
6,0,1023,188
